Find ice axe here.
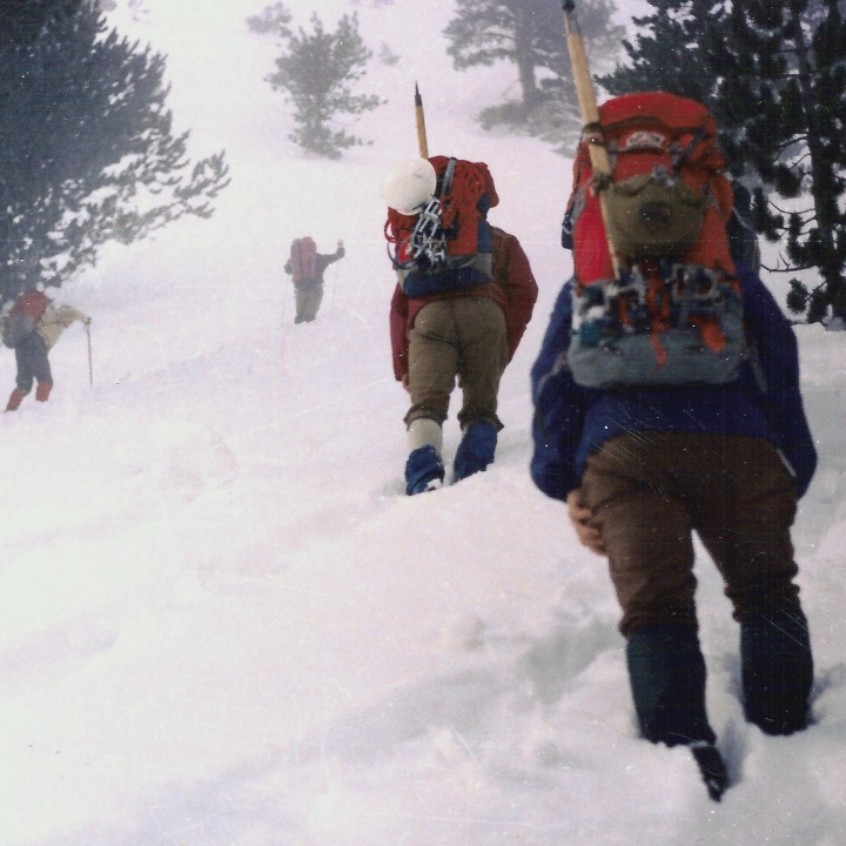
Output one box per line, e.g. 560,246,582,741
562,0,621,277
414,82,429,159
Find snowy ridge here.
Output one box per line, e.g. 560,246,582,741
1,1,845,844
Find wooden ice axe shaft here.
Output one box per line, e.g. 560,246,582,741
562,0,621,276
414,82,429,159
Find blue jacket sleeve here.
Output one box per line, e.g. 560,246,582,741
740,269,817,498
530,282,587,500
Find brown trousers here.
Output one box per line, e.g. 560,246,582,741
580,433,802,636
405,297,508,429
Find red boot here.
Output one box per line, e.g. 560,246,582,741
35,382,52,402
6,388,25,411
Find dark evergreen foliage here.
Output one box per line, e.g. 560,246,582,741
0,0,82,47
601,0,846,322
265,12,383,159
443,0,624,148
0,0,230,304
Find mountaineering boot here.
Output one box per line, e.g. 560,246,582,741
405,419,444,495
626,624,716,746
5,388,25,411
627,624,727,801
35,381,52,402
453,420,497,482
691,741,729,802
741,605,814,735
404,445,445,496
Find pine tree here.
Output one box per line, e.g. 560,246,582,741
443,0,624,146
246,2,291,35
266,12,383,159
601,0,846,323
595,0,720,103
0,0,230,304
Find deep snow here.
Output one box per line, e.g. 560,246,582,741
1,1,845,844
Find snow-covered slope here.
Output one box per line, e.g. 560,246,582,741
2,2,845,844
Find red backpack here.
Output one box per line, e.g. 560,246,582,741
289,237,318,285
2,290,49,348
384,156,499,298
563,92,744,388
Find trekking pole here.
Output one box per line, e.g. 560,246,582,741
330,263,339,314
414,82,429,159
562,0,621,278
85,321,93,385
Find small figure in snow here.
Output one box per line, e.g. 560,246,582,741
383,156,537,495
2,289,90,411
284,237,345,324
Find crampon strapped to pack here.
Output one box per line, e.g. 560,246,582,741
289,236,318,285
384,156,499,298
563,91,744,388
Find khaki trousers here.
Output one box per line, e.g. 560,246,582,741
405,297,508,429
295,283,323,322
579,433,802,636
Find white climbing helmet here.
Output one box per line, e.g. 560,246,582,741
380,157,436,215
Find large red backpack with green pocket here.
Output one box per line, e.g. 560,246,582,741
563,91,744,388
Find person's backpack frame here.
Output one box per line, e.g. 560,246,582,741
384,155,499,299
